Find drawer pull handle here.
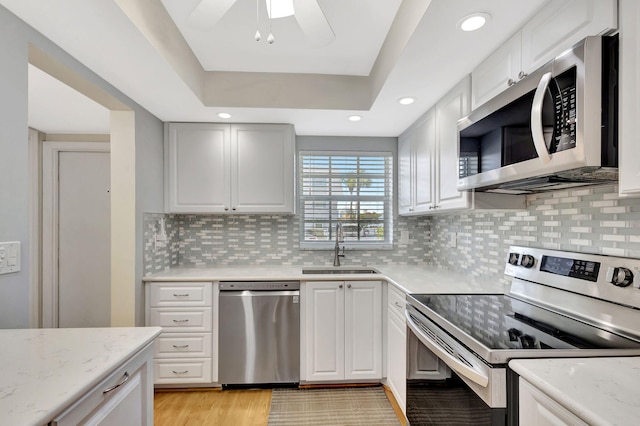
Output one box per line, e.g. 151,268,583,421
172,370,189,375
173,293,190,297
394,301,403,308
172,344,190,349
103,372,130,395
172,319,189,323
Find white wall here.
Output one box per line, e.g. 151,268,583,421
0,5,164,328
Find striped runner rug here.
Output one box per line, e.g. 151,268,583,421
267,387,401,425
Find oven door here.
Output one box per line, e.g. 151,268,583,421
406,304,507,425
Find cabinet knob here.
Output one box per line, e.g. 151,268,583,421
507,78,516,87
339,284,343,289
224,206,229,211
347,284,352,289
232,207,237,211
518,71,528,80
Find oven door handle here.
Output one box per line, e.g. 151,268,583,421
406,310,489,387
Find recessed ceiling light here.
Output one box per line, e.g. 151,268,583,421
398,97,415,105
348,115,362,122
458,13,490,32
218,112,231,119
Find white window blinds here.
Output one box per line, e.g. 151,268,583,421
299,152,393,247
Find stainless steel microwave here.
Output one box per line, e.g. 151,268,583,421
457,36,618,194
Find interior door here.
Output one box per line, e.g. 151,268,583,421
42,142,110,328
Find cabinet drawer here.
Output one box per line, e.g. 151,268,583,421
154,359,212,384
387,285,406,321
154,333,212,358
52,343,152,425
149,308,212,332
149,282,212,307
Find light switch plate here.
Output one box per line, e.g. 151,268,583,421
0,241,21,275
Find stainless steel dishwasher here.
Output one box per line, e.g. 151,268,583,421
218,281,300,387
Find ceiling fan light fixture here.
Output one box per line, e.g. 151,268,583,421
218,112,232,119
398,97,415,105
348,115,362,122
458,13,490,32
266,0,295,19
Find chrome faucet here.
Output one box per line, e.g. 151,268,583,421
333,222,345,266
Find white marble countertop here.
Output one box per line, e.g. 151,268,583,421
0,326,161,426
510,357,640,426
143,264,506,294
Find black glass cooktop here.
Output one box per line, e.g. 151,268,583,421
409,294,640,351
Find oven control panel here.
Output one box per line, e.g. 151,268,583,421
505,246,640,309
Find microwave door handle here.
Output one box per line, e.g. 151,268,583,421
531,71,553,164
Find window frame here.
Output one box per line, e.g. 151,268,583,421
298,150,394,250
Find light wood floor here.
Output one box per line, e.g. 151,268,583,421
154,386,406,426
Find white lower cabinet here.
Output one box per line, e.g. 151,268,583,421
303,280,383,382
52,343,154,426
519,378,588,426
386,284,407,415
145,282,217,385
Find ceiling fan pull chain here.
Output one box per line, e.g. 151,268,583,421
267,0,275,44
254,0,261,41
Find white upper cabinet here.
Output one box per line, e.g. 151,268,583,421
619,0,640,196
398,109,435,215
434,76,472,211
166,122,295,214
471,32,523,110
472,0,617,109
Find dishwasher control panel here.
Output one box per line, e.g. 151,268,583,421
219,281,300,291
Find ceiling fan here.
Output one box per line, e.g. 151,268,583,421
187,0,336,47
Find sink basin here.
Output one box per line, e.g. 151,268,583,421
302,267,379,275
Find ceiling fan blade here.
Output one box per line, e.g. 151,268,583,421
188,0,238,30
292,0,336,47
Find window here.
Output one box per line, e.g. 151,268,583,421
299,152,393,248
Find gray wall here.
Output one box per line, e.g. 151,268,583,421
0,5,164,328
0,8,30,327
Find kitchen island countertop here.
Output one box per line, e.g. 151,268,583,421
143,264,506,294
510,357,640,426
0,326,161,426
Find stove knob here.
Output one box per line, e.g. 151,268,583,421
520,254,535,268
519,334,537,349
606,267,634,287
508,253,520,266
508,328,522,342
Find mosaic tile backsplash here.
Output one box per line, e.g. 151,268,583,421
429,184,640,287
144,213,431,275
144,184,640,286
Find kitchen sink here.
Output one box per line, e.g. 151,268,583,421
301,267,379,275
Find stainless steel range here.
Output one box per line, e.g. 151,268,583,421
405,246,640,425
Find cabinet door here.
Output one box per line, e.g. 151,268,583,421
230,124,295,213
397,128,414,215
407,330,450,380
304,281,345,382
167,123,231,213
519,379,589,426
619,0,640,196
413,109,436,213
387,308,406,414
344,281,382,380
521,0,617,73
435,76,472,211
471,32,522,109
